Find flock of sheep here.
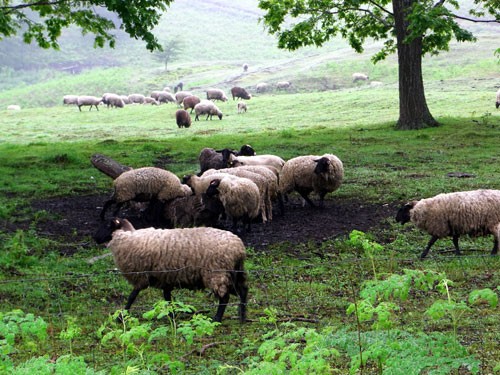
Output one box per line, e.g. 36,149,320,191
94,142,500,322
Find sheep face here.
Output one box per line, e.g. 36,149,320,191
313,157,331,175
93,218,122,244
395,202,416,224
205,179,221,197
239,145,255,156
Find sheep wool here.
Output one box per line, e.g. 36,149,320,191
396,189,500,258
94,218,248,323
279,154,344,207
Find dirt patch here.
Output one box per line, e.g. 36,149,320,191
25,194,397,255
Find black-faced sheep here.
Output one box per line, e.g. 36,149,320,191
395,189,500,259
176,109,192,128
194,100,223,121
496,88,500,109
93,218,248,323
352,73,369,82
231,87,252,100
279,154,344,208
206,88,228,102
206,176,261,233
128,94,146,104
100,167,188,220
183,95,201,113
77,96,103,111
198,145,256,175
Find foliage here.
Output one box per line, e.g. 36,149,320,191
0,0,173,51
152,39,184,71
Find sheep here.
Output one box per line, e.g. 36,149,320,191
496,88,500,109
194,100,223,121
100,167,188,220
163,192,224,228
93,218,248,323
206,88,228,102
183,95,201,113
7,104,21,110
276,81,291,90
182,173,238,197
352,73,369,82
231,87,252,100
237,102,247,114
120,95,131,105
395,189,500,259
229,154,286,173
255,83,270,93
156,91,176,104
242,63,249,72
163,86,172,93
102,93,125,108
144,97,159,105
175,91,193,106
63,95,79,105
205,176,261,233
77,96,103,111
174,82,184,93
176,109,192,128
198,145,256,175
279,154,344,208
128,94,146,104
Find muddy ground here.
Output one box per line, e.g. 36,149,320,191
25,194,398,255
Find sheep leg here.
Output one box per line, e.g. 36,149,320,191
297,189,315,207
124,288,141,310
213,293,230,323
420,235,439,259
452,235,461,255
163,287,172,302
237,284,248,323
492,238,499,255
100,199,116,220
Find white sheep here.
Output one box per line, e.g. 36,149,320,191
352,72,369,82
77,96,103,111
100,167,188,220
102,93,125,108
194,100,223,121
395,189,500,259
276,81,291,90
237,102,247,114
93,218,248,323
144,96,159,105
63,95,79,106
206,88,228,102
157,91,176,104
205,176,261,233
229,154,285,173
279,154,344,208
175,91,193,106
255,83,270,93
128,94,146,104
496,88,500,109
7,104,21,110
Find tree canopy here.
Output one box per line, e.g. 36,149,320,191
0,0,174,51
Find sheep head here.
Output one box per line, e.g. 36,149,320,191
395,201,417,225
206,179,222,197
93,218,135,244
313,157,330,175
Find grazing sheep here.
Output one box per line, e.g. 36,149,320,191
182,173,238,196
163,192,224,228
194,100,223,121
100,167,188,220
242,63,249,72
198,145,255,175
176,109,192,128
102,93,125,108
174,82,184,93
175,91,193,106
128,94,146,104
395,189,500,259
63,95,79,105
206,176,261,233
496,88,500,109
93,218,248,323
229,154,286,173
352,73,369,82
255,83,270,93
279,154,344,208
231,87,252,100
144,97,159,105
120,95,131,105
156,91,175,104
77,96,102,111
206,88,228,102
7,104,21,110
276,81,291,90
183,95,201,113
237,102,247,114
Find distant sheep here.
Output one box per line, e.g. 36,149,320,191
174,82,184,93
163,86,172,93
176,109,192,128
120,95,131,105
194,100,223,121
77,96,102,111
279,154,344,208
496,88,500,109
352,73,369,82
206,88,228,102
93,218,248,323
231,87,252,100
237,102,247,114
175,91,193,106
100,167,188,220
103,93,125,108
255,83,270,93
157,91,176,104
128,94,146,104
63,95,79,105
396,189,500,259
7,104,21,110
183,95,201,113
276,81,291,90
242,63,249,72
144,97,159,105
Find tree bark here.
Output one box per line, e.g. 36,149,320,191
393,0,439,130
90,153,132,179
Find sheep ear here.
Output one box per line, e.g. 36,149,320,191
405,201,417,209
210,179,221,186
113,218,121,226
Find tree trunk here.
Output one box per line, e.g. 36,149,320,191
393,0,439,130
90,153,132,179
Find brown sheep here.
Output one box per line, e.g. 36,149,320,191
176,109,192,128
183,95,201,113
231,87,252,100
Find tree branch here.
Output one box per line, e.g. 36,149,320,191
451,13,500,23
368,0,393,16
